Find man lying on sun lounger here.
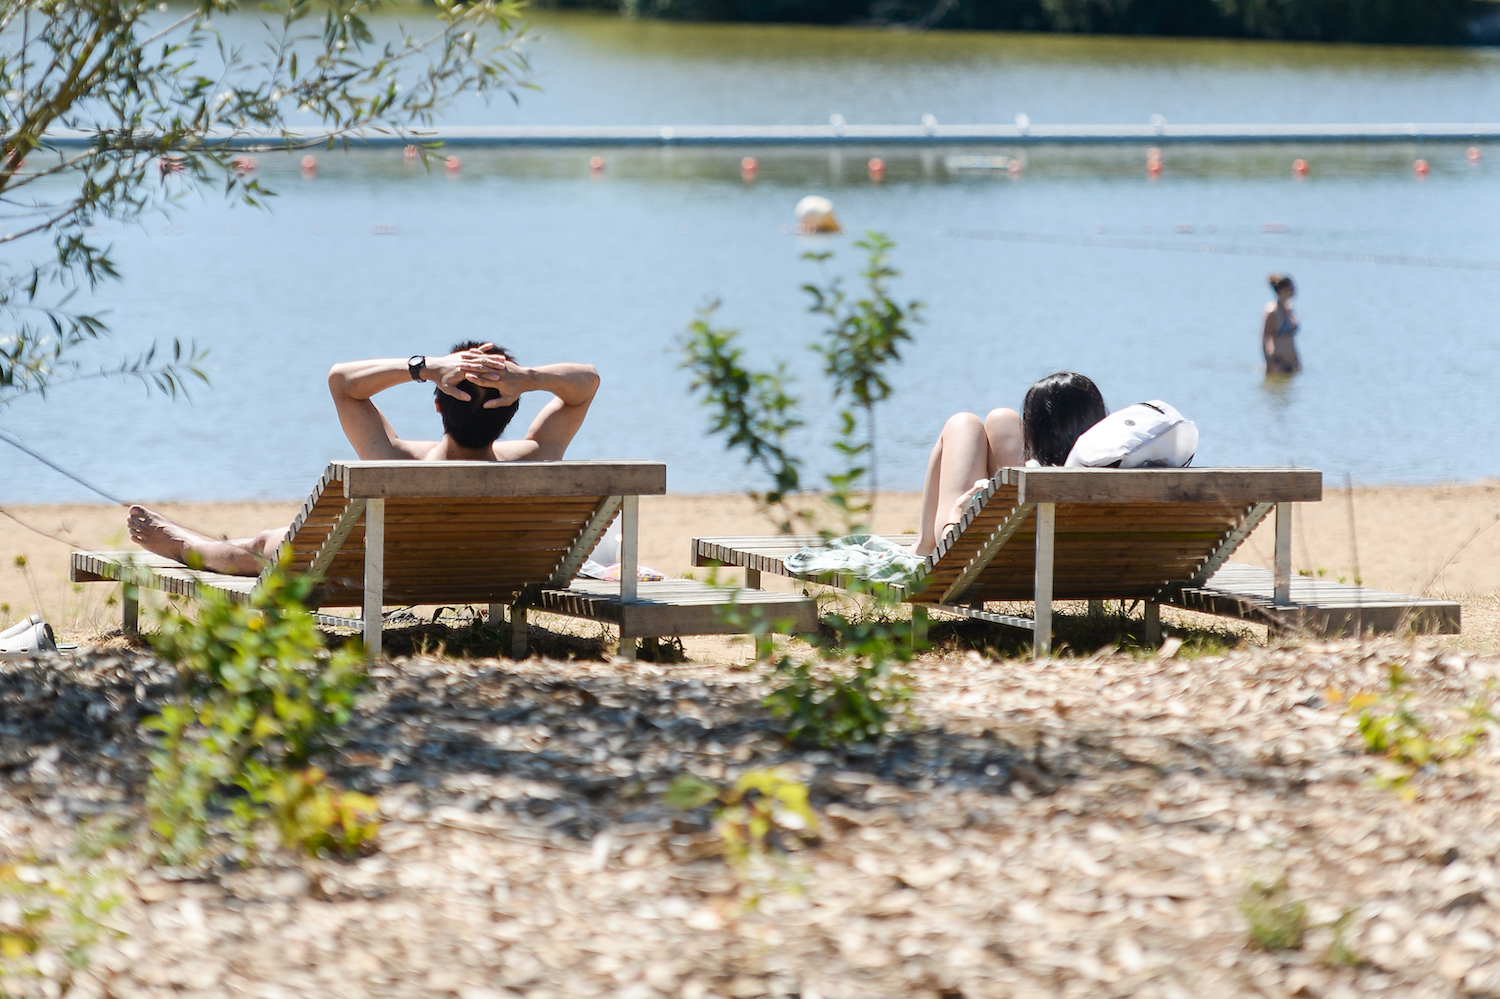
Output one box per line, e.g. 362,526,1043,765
125,341,600,576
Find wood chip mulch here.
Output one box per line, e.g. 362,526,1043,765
2,638,1499,999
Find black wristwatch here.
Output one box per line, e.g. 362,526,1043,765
407,354,426,382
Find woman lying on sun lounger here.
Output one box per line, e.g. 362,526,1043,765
912,371,1200,556
913,372,1107,556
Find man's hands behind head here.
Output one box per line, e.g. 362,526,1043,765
429,342,524,408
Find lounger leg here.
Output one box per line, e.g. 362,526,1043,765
1034,503,1055,660
620,496,639,605
911,604,928,651
122,585,139,636
1144,601,1160,646
1274,502,1292,606
619,495,639,663
745,568,761,590
488,603,504,628
509,604,528,659
1087,599,1105,619
363,499,384,658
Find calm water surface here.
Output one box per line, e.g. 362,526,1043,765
3,16,1498,503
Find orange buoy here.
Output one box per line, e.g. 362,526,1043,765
1292,158,1309,177
300,154,317,176
404,144,419,161
444,155,461,173
867,157,885,182
1146,147,1162,177
1467,146,1482,163
740,156,758,183
1414,158,1430,177
589,155,605,174
231,155,257,175
1007,157,1024,178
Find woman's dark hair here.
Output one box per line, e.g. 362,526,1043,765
1268,273,1294,293
1022,372,1107,466
435,340,521,450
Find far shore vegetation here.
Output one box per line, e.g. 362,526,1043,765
529,0,1493,45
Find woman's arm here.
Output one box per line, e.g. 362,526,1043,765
1262,304,1280,351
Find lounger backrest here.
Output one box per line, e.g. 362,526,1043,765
268,460,667,607
918,467,1321,605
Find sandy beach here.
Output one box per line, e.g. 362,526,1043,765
2,482,1497,650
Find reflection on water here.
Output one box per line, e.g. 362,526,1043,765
3,16,1498,502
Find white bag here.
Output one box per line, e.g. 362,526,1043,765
1065,400,1198,469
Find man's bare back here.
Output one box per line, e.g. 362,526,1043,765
129,342,600,575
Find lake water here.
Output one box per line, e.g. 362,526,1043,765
3,14,1499,504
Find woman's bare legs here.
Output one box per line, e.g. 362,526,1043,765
127,506,289,576
912,408,1026,556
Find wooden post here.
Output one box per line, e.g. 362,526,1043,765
1034,503,1055,660
363,498,384,657
745,567,761,590
509,603,528,659
619,495,639,663
1087,599,1105,619
122,585,139,635
488,603,504,628
1274,501,1292,606
1144,601,1160,646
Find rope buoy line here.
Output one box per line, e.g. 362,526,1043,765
938,226,1500,273
0,430,129,507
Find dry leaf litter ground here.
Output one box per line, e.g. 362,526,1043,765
3,637,1500,999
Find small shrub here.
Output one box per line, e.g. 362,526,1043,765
1238,877,1307,951
1340,664,1492,784
683,234,923,746
1323,909,1367,968
0,858,120,989
144,563,371,865
668,768,817,898
260,766,380,858
763,590,915,745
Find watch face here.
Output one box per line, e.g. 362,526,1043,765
408,355,425,379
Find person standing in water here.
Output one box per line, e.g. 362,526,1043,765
1262,273,1301,376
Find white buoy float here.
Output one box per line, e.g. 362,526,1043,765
794,195,840,233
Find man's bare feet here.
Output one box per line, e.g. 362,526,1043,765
127,505,204,564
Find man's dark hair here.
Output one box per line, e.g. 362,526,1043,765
1022,371,1107,466
435,340,521,450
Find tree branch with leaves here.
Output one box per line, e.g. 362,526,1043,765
0,0,531,414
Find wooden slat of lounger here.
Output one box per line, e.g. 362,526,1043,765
1167,561,1460,635
1006,466,1321,505
307,494,617,606
338,460,666,499
531,579,819,637
70,551,256,601
920,499,1251,602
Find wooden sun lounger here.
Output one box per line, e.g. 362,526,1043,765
692,466,1459,657
71,460,816,660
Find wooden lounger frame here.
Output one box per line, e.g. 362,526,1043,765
73,459,756,661
75,460,817,658
693,466,1459,657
